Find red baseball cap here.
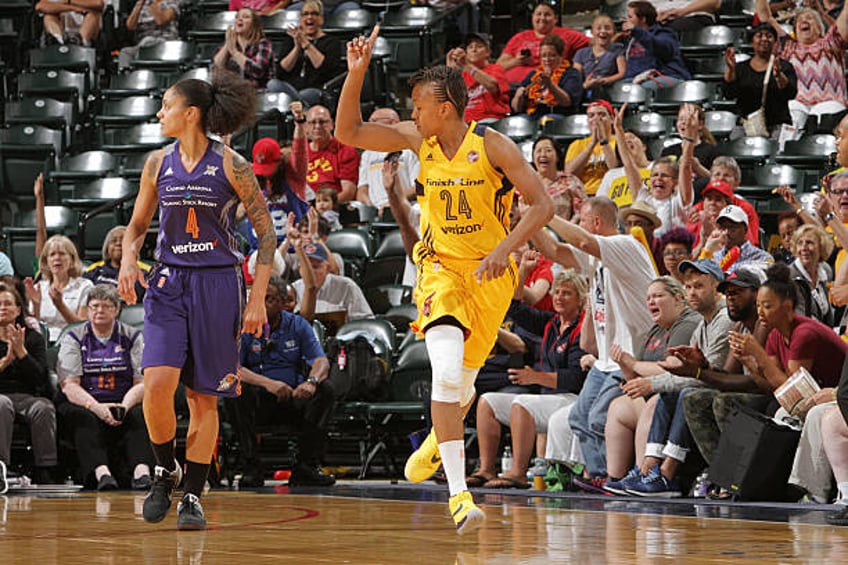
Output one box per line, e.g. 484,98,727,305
252,138,281,177
702,180,734,200
587,99,614,117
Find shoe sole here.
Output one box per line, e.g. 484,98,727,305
177,519,207,531
456,508,485,535
603,485,633,496
625,489,681,498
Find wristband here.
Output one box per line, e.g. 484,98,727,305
307,376,319,386
825,212,837,223
599,139,609,146
795,207,803,216
681,136,696,143
294,116,307,124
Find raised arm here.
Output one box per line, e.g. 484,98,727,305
547,214,601,259
837,0,848,45
335,27,421,153
754,0,787,37
614,103,644,201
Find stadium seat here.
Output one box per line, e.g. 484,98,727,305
776,134,836,168
262,10,301,40
335,317,397,358
326,228,374,284
650,80,717,114
187,10,236,43
704,110,739,141
0,125,63,205
17,69,88,115
724,136,775,166
28,44,97,94
491,115,539,142
623,112,671,138
4,97,77,148
339,201,378,227
65,178,137,259
607,82,651,108
101,69,162,99
3,206,79,277
95,96,161,144
680,25,741,57
50,151,119,195
131,40,196,71
324,8,376,41
541,114,590,145
101,123,170,153
119,304,145,328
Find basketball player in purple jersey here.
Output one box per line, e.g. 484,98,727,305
118,72,276,530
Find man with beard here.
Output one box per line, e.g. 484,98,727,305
674,268,772,466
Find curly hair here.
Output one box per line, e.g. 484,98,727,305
172,69,257,135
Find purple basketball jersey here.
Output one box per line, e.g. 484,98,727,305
156,140,244,267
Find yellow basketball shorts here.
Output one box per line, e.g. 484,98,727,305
410,245,517,370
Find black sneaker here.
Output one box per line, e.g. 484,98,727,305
143,461,183,523
176,493,206,531
131,475,153,491
826,505,848,526
289,464,336,487
97,474,119,491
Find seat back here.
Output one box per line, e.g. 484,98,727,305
607,82,650,106
5,97,76,146
326,228,374,283
119,303,145,327
390,339,431,402
17,69,88,114
753,164,801,188
101,123,170,153
623,112,671,138
103,69,162,98
335,317,398,357
132,40,196,69
725,136,776,164
28,44,97,92
491,115,539,142
541,114,590,144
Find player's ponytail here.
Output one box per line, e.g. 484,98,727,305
172,70,257,136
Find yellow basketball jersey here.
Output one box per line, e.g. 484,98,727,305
415,122,513,262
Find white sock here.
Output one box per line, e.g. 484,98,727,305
440,440,467,497
838,481,848,503
134,464,151,479
51,33,64,45
94,465,111,480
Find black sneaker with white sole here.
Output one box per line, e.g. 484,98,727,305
143,461,183,523
177,493,206,531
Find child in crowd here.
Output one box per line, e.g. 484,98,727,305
315,187,342,231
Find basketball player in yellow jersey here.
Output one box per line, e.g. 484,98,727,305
337,28,553,535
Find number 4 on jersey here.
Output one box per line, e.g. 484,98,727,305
185,206,200,239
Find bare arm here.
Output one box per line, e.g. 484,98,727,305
530,228,581,269
547,214,601,259
71,0,104,10
383,161,420,257
118,151,162,304
838,0,848,43
121,379,145,410
754,0,787,36
338,179,357,203
34,173,47,260
497,327,527,353
225,149,274,336
336,28,421,153
475,129,554,281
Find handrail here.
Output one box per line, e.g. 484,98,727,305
76,192,137,257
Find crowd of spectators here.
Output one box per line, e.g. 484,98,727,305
7,1,848,528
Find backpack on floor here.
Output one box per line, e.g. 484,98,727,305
326,334,390,402
707,406,801,501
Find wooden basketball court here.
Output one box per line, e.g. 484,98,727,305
2,483,847,564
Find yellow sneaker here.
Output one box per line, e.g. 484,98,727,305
449,491,485,535
404,428,441,483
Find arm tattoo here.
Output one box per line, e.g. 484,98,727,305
230,151,276,265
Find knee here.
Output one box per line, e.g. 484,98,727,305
30,398,56,421
822,406,847,438
0,395,13,419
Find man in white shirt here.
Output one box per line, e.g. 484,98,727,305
356,108,420,212
292,243,373,322
533,196,655,487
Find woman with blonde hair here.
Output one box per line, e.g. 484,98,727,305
25,235,93,342
789,223,835,325
213,8,276,88
467,269,589,489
